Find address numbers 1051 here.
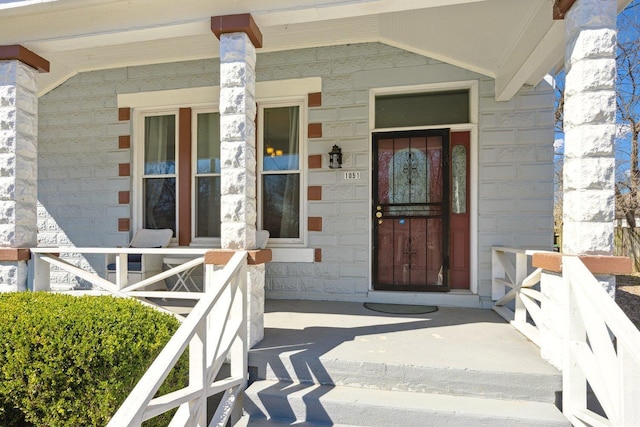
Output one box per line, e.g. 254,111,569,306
343,171,361,180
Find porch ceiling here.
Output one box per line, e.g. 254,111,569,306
0,0,631,99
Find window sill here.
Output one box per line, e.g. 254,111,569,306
269,248,314,263
186,243,314,263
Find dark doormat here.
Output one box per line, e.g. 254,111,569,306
363,302,438,315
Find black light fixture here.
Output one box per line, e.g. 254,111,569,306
329,144,342,169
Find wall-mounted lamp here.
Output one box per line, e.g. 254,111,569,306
329,145,342,169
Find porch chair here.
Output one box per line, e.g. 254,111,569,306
106,229,173,288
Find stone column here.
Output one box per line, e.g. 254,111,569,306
212,15,266,347
0,46,48,291
214,15,261,250
562,0,617,295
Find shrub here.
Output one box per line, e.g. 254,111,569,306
0,292,188,426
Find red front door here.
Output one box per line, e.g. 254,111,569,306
373,130,449,291
373,129,471,291
449,131,471,289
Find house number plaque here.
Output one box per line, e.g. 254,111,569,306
343,171,361,180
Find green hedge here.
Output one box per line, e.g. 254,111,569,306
0,292,188,426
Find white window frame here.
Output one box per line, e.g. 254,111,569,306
191,106,222,247
257,97,308,247
124,78,320,257
134,107,180,241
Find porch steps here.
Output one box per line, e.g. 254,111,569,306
248,356,562,403
241,300,569,426
243,380,568,427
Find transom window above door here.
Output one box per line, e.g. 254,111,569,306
375,90,470,128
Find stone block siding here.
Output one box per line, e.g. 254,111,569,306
38,61,220,289
477,79,555,300
37,42,554,298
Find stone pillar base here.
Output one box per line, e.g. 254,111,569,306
247,264,265,347
0,261,28,292
205,249,271,348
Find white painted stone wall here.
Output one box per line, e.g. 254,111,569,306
477,79,555,303
0,60,39,291
37,43,554,301
38,62,219,290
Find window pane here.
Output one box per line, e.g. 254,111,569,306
197,112,221,174
196,176,221,238
263,106,299,172
262,174,300,238
452,145,467,214
144,115,176,175
375,90,469,128
144,177,176,234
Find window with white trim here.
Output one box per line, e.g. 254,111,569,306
193,110,221,241
136,101,306,247
258,100,306,246
141,112,177,234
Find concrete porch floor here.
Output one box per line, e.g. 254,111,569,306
248,299,562,402
244,299,566,426
252,299,558,377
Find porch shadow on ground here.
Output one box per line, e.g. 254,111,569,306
246,299,562,424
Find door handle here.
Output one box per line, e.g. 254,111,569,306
376,211,383,218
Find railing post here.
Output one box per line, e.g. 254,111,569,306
115,252,128,289
30,253,50,291
620,345,640,425
230,258,248,424
562,257,587,424
491,248,506,300
189,320,207,427
513,252,527,324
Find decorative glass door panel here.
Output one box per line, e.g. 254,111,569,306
373,130,449,291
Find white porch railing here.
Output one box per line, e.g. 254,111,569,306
30,247,211,295
30,247,249,426
563,256,640,427
491,247,545,346
492,246,640,426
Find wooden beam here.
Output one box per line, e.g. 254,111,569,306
211,14,263,48
0,248,31,261
205,249,272,265
532,252,632,275
0,45,49,73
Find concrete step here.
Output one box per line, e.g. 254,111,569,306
248,355,561,404
243,380,570,427
239,415,358,426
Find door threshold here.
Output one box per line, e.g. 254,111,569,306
367,289,486,309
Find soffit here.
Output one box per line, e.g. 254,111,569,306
0,0,632,99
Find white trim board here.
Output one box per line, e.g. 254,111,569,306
117,77,322,108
